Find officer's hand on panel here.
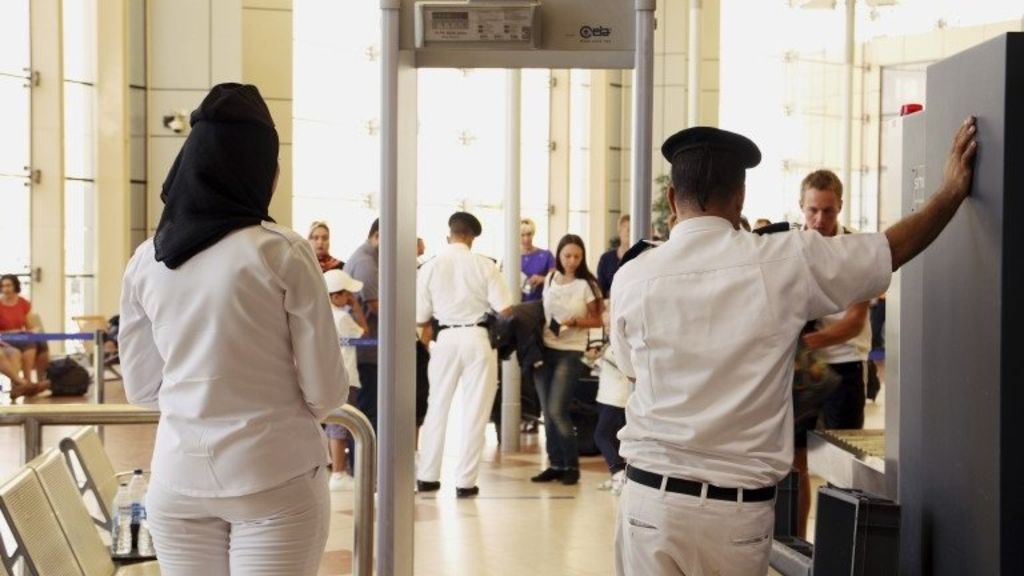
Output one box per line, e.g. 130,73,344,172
944,116,979,201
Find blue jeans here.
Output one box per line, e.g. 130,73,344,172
594,403,626,474
535,347,582,469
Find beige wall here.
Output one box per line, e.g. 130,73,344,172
597,0,721,251
242,0,293,227
82,0,293,316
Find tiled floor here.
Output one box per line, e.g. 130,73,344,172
0,377,885,575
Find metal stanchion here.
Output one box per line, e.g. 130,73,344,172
93,329,105,404
22,417,41,463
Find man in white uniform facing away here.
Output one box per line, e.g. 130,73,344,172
611,119,978,575
416,212,512,498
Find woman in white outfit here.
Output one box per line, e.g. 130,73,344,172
119,83,349,576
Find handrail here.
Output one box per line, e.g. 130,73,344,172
0,403,376,576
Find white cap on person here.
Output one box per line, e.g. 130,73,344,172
324,269,363,294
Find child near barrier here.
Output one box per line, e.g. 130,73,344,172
323,269,367,491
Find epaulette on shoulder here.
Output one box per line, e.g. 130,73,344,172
753,222,794,236
620,239,661,267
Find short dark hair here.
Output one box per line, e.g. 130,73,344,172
0,274,21,294
448,212,482,238
670,147,746,211
368,218,379,238
800,170,843,206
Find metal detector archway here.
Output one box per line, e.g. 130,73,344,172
376,2,655,574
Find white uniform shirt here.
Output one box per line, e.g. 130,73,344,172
541,273,598,352
610,217,891,488
810,226,873,364
120,223,349,497
416,243,511,326
333,307,363,389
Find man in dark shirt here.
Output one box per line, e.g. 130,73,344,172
346,219,381,432
597,214,631,297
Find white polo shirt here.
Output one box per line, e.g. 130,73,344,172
809,226,874,364
610,216,891,488
416,242,511,326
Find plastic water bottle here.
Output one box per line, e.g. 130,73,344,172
136,518,155,556
111,483,133,555
127,469,148,551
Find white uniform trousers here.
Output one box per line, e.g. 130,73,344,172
615,477,775,576
418,326,498,488
146,466,330,576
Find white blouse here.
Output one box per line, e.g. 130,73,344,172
120,222,349,497
541,273,598,352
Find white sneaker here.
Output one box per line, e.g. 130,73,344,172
329,472,355,492
609,470,625,496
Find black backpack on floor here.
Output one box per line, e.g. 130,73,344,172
46,358,91,396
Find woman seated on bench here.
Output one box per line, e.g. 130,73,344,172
0,342,48,398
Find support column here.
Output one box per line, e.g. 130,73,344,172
630,0,656,243
501,69,522,453
841,0,855,226
30,0,65,336
378,1,416,574
96,0,131,318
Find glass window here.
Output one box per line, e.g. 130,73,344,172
0,0,30,76
63,0,97,331
0,177,31,276
521,69,551,249
568,69,590,242
63,0,97,84
0,0,31,277
294,2,551,263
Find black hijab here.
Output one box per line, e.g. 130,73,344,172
153,83,279,269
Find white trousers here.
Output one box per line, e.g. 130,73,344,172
615,477,775,576
418,326,497,488
146,466,330,576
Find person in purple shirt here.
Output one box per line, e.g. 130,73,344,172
596,214,631,297
520,218,556,302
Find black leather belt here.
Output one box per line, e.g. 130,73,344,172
438,322,487,331
626,466,776,502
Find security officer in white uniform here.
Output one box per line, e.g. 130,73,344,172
416,212,512,498
611,119,978,575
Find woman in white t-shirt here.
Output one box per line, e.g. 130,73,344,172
530,235,604,486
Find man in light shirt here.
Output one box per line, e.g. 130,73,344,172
416,212,512,498
611,119,978,575
794,169,874,538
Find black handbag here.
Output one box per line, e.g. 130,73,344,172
46,357,92,396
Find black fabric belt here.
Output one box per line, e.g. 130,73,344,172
438,322,487,330
626,466,776,502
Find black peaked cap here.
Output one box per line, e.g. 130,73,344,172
449,211,483,237
661,126,761,168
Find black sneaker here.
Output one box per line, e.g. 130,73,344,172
416,480,441,493
456,486,479,498
560,469,580,485
530,468,564,483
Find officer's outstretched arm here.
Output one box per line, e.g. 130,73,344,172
885,116,977,271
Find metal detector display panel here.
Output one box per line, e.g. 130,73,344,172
401,0,637,68
917,32,1023,576
415,3,541,48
